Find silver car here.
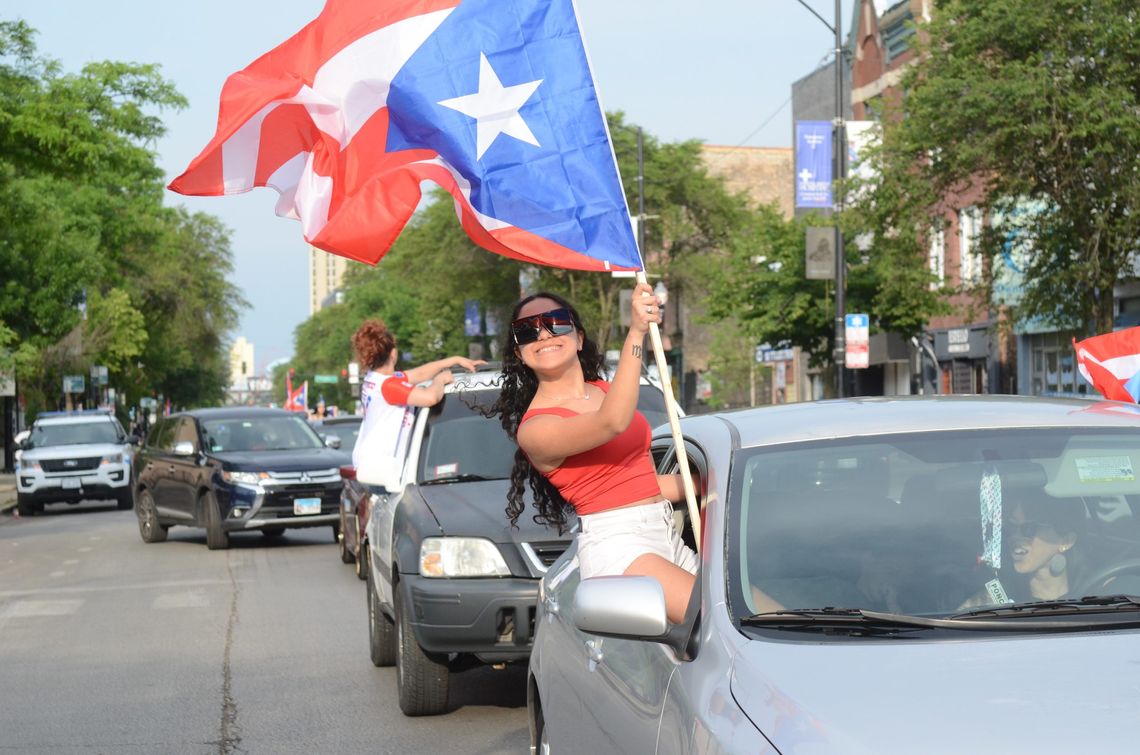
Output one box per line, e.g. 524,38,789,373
529,396,1140,754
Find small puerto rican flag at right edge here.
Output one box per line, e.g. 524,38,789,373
1073,326,1140,402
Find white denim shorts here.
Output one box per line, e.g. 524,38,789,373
577,500,698,579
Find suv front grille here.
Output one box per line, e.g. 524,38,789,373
41,457,102,473
520,540,571,575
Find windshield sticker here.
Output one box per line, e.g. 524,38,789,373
984,578,1012,605
979,468,1002,569
433,463,458,478
1074,456,1135,483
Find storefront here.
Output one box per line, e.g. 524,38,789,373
933,325,991,394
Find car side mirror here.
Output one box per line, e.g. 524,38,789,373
18,438,31,451
355,455,402,492
172,441,196,457
574,575,669,640
324,434,342,450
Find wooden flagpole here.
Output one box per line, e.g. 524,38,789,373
636,271,701,552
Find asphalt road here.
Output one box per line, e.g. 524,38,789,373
0,501,529,754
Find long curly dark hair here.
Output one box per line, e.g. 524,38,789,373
485,292,606,532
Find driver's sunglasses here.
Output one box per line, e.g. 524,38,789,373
1005,520,1048,540
511,307,576,345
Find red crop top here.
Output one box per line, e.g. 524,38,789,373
519,380,661,516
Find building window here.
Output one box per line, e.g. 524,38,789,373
1029,332,1087,397
928,228,945,289
958,206,983,286
882,13,917,64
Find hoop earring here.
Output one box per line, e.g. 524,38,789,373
1048,553,1067,577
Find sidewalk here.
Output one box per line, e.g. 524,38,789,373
0,471,16,514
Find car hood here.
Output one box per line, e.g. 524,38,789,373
416,479,571,542
730,629,1140,754
212,448,346,472
22,443,125,460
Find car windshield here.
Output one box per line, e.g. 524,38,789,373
200,416,324,452
729,428,1140,622
419,391,516,482
30,420,120,447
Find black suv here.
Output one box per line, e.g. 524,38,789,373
360,371,672,716
132,407,345,549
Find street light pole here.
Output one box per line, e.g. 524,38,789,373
832,0,847,398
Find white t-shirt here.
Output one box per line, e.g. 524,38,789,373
353,370,416,470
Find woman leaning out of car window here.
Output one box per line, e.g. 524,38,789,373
486,284,712,624
350,319,484,472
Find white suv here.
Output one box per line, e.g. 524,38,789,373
15,411,135,516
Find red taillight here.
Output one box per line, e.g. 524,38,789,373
339,465,356,480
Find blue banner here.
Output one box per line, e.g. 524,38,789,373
795,121,833,209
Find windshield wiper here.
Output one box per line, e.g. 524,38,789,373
741,603,1140,633
949,594,1140,620
420,473,501,485
740,607,938,634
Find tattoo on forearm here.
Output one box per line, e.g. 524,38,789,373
631,344,642,359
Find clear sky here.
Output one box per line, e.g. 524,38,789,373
7,0,855,373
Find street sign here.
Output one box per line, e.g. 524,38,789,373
90,365,109,386
845,313,870,369
755,345,795,363
314,374,338,384
63,375,85,394
348,362,359,384
0,369,13,397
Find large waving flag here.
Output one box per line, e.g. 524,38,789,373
1073,327,1140,402
169,0,641,272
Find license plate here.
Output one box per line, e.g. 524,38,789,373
294,497,321,515
61,478,81,490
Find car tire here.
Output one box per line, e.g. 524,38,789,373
366,550,396,668
354,538,368,581
136,489,168,543
330,523,340,544
116,487,134,511
203,491,230,551
339,522,355,564
395,580,449,715
533,693,550,754
16,494,36,517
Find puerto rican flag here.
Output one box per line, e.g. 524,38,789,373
169,0,641,272
285,379,309,412
1073,327,1140,402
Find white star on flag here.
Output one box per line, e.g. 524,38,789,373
439,53,543,159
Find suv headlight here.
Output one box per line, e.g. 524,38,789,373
101,453,124,465
222,470,268,486
420,537,511,578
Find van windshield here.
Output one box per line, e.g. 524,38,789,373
728,429,1140,621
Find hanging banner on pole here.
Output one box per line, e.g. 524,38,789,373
795,121,833,209
805,227,836,280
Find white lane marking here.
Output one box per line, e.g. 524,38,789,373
153,591,210,609
49,571,66,578
77,547,92,553
0,578,242,599
63,559,79,565
1,599,84,618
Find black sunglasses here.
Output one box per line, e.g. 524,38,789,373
511,307,576,345
1005,520,1049,540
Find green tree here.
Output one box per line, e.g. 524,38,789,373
0,19,245,414
860,0,1140,335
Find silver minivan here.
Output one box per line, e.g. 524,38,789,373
530,396,1140,754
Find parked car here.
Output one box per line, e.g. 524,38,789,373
15,410,137,516
530,396,1140,754
132,407,346,549
357,370,674,716
310,415,363,457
